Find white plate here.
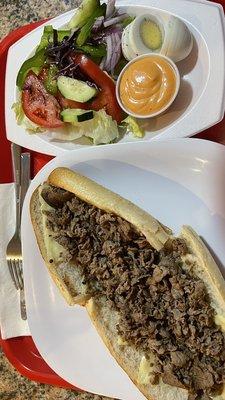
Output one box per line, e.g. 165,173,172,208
21,139,225,400
5,0,225,156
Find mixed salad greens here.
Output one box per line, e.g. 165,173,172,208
14,0,143,145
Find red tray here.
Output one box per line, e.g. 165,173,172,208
0,8,224,389
0,20,79,390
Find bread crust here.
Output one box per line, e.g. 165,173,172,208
181,226,225,313
86,298,188,400
30,168,225,400
30,187,90,306
47,167,171,251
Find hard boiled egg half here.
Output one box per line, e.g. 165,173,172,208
122,13,193,63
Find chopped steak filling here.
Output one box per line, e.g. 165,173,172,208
42,185,225,399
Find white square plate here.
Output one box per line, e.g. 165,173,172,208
21,138,225,399
5,0,225,156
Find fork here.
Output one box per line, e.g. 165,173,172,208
6,144,30,320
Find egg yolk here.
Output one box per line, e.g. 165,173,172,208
119,56,177,116
140,19,162,50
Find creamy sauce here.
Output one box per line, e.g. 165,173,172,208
119,56,177,116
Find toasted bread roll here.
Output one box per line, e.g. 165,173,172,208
30,168,225,400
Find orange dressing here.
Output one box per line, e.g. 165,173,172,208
119,56,177,116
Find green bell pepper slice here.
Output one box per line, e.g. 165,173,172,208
35,25,71,53
16,48,46,90
76,44,106,58
43,65,58,95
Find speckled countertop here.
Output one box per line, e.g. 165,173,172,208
0,1,116,399
0,348,116,400
1,0,79,39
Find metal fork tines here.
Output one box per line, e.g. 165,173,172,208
6,144,30,321
7,256,23,290
6,254,27,320
6,208,27,320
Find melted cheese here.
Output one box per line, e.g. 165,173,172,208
38,186,65,263
215,315,225,331
213,390,225,399
137,355,155,385
117,336,128,346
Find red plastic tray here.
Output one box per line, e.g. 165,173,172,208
0,21,78,390
0,7,224,388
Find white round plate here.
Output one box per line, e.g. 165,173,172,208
5,0,225,156
21,139,225,400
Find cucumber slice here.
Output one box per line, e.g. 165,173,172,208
61,108,94,123
68,0,100,29
77,111,94,122
57,76,97,103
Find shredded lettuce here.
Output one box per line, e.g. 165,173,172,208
122,116,144,138
12,100,119,144
12,101,45,133
51,124,84,141
51,109,119,145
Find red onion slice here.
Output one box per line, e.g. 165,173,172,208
103,14,128,28
92,16,104,32
99,56,106,70
104,34,113,70
103,31,122,73
110,32,122,72
105,0,115,19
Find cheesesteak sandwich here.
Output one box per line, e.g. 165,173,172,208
30,167,225,400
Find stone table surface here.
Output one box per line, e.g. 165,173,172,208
1,0,78,40
0,1,116,399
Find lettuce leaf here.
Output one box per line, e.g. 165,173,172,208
122,116,144,138
12,100,119,145
51,109,119,145
12,101,45,133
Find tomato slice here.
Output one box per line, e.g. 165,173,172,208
22,72,64,128
70,53,123,123
57,91,89,110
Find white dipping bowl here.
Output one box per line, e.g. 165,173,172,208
116,53,180,119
